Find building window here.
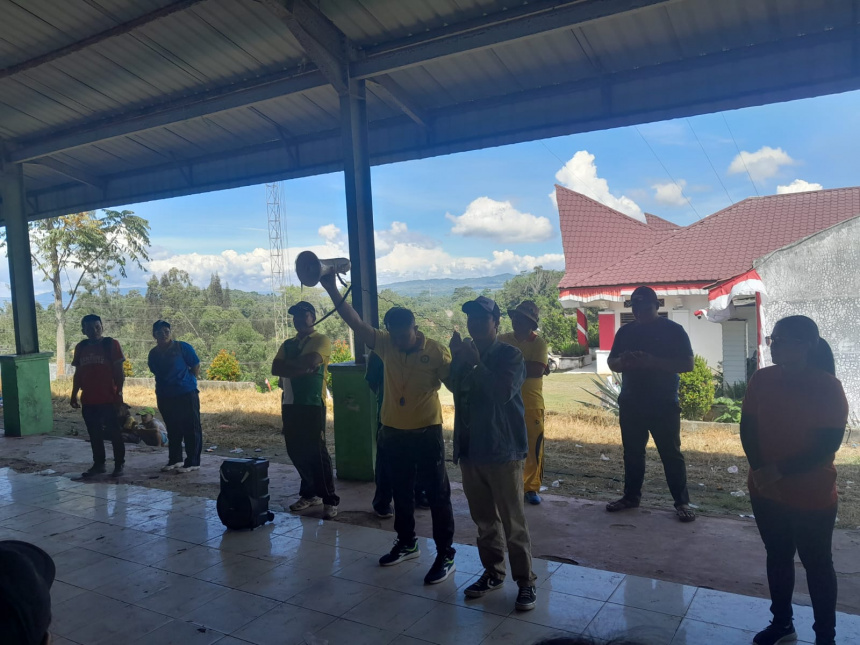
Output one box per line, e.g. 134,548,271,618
621,312,668,325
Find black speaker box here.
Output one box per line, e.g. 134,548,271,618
217,458,275,530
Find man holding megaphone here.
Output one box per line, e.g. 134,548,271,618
319,272,457,587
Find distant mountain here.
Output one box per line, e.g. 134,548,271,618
379,274,516,297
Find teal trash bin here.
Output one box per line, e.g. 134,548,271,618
328,361,377,481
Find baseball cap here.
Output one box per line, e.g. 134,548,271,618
462,296,501,318
630,286,659,303
152,319,171,332
507,300,540,327
287,301,316,318
0,540,56,645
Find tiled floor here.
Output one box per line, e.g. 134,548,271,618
1,468,858,645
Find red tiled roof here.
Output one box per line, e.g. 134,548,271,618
556,185,676,288
560,186,860,288
644,212,680,231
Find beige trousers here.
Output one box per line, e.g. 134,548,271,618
460,459,536,587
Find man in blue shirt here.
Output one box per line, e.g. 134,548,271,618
448,296,537,612
607,286,696,522
147,320,202,473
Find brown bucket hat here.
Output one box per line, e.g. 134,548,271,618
507,300,540,327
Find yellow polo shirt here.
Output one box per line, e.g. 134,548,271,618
499,331,547,410
372,329,451,430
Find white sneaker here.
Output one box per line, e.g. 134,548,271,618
176,465,200,473
161,462,182,472
289,497,322,512
323,504,338,520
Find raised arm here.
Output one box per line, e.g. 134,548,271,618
319,273,376,349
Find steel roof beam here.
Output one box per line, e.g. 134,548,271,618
32,158,106,192
351,0,674,78
368,76,430,129
0,0,207,81
5,0,652,162
260,0,350,94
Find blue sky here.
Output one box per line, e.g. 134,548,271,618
17,89,860,295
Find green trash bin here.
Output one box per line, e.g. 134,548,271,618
328,361,377,481
0,352,54,437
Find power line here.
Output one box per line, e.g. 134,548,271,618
722,114,760,197
634,126,702,220
685,118,734,206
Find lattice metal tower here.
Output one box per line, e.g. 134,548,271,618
266,182,290,340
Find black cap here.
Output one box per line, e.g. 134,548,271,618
152,319,171,332
630,286,659,303
288,301,316,318
462,296,501,318
0,540,56,645
383,307,415,329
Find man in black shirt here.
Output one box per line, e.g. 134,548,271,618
607,286,696,522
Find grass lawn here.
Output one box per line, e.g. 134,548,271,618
49,376,860,527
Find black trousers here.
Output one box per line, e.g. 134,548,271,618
373,424,426,511
382,425,455,554
619,403,690,506
282,404,339,506
81,404,125,466
751,496,838,642
157,391,202,467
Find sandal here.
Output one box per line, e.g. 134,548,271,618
606,497,640,513
676,505,696,523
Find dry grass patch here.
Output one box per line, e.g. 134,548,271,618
49,381,860,526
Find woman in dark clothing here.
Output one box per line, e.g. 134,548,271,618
741,315,848,645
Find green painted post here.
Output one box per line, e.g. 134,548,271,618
0,353,54,436
328,361,377,481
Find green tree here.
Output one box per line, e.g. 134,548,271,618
679,355,716,420
206,273,225,307
5,210,150,376
207,349,242,381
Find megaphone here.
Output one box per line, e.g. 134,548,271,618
295,250,351,287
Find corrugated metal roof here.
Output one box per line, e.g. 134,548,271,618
0,0,857,219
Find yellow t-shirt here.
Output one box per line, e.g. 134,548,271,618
372,329,451,430
499,331,547,410
274,331,331,405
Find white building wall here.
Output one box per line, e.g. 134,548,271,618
595,294,724,371
755,216,860,419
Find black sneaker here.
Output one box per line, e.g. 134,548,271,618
82,464,106,478
111,463,124,478
515,586,537,611
424,551,456,585
378,539,420,566
753,622,797,645
464,574,504,598
415,492,431,509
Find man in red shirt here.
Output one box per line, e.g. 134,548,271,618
70,314,126,478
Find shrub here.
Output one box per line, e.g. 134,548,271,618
326,339,353,390
207,349,242,381
577,373,622,416
122,359,134,377
557,341,588,357
679,355,715,420
713,397,742,423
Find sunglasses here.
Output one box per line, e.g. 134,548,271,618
765,335,807,347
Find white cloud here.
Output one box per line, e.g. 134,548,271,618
652,180,688,207
376,244,564,283
317,223,344,244
728,146,795,182
374,221,437,255
776,179,823,194
446,197,554,243
550,150,644,222
147,226,348,292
